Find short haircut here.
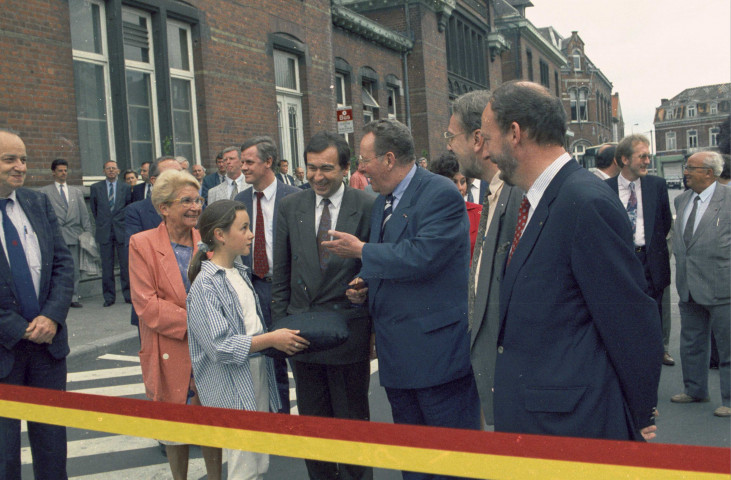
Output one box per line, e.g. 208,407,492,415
221,146,240,157
700,151,724,177
149,156,177,178
150,169,200,213
489,81,566,146
123,169,137,178
278,159,288,166
215,151,224,160
192,164,206,173
429,151,460,179
140,161,151,168
721,154,730,180
595,144,617,169
451,90,491,133
241,136,278,168
305,131,351,170
362,118,415,166
51,158,68,171
616,134,649,167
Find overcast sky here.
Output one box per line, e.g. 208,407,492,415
526,0,730,140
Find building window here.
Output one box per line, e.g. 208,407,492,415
526,50,533,81
710,102,718,115
572,50,581,71
572,143,586,161
387,87,398,119
70,0,115,176
579,90,588,121
687,129,698,148
666,131,676,150
168,20,199,164
362,80,379,124
274,50,304,169
710,127,720,146
665,109,673,120
570,89,587,122
554,71,559,96
687,104,696,118
539,60,549,88
335,73,347,107
446,12,487,97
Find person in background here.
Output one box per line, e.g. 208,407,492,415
349,157,369,190
187,200,307,480
430,151,482,261
123,169,138,187
132,161,152,202
275,159,295,185
191,164,207,197
593,143,620,179
176,156,190,171
201,152,226,202
293,166,305,186
129,169,222,479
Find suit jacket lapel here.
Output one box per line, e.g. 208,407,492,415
49,185,69,219
688,185,724,248
326,187,358,277
384,168,423,242
641,177,656,247
153,223,198,305
17,190,51,300
295,190,322,299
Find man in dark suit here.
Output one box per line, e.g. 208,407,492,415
235,136,300,413
0,129,74,479
273,132,375,480
275,159,296,185
447,90,523,426
131,160,151,202
670,151,730,417
485,81,662,441
40,158,93,308
325,119,480,480
606,134,673,366
200,151,225,202
90,160,132,307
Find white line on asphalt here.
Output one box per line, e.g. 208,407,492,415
70,461,211,480
98,354,140,363
68,366,142,383
73,383,146,397
22,434,158,463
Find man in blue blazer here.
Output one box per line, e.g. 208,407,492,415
131,160,151,202
90,160,132,306
275,159,296,185
485,81,662,441
0,129,74,479
235,136,299,413
325,119,480,480
200,151,225,202
606,134,673,366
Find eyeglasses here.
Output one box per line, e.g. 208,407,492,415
169,196,205,207
634,153,652,160
358,154,385,164
443,130,464,145
683,164,711,172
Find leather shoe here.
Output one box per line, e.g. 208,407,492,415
103,301,115,307
714,406,731,417
662,352,675,366
70,302,83,308
671,393,710,403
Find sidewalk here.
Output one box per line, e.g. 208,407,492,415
66,294,139,370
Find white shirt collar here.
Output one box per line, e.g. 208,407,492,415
525,152,573,211
256,177,278,199
316,182,344,209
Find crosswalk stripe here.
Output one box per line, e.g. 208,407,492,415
73,383,146,397
23,434,158,462
98,354,140,363
71,461,209,480
68,366,142,383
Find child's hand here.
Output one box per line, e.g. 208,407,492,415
269,329,310,356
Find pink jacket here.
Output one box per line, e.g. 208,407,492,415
129,222,200,404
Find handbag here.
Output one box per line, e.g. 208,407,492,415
261,311,349,359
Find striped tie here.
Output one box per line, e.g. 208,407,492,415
379,194,394,242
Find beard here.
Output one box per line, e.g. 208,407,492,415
492,141,518,187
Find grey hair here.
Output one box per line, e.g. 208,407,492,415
700,151,724,177
221,146,240,157
451,90,491,133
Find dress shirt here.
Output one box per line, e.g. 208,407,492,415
681,181,717,234
55,181,68,199
473,173,505,294
594,169,611,180
617,172,646,246
468,178,481,204
524,152,574,231
314,183,344,235
0,191,42,296
390,164,417,211
226,175,246,199
106,179,117,202
250,179,277,277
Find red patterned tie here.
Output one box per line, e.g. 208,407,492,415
253,191,269,278
507,196,530,266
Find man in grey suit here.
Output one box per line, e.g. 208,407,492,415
273,131,375,480
670,151,730,417
207,146,247,204
235,136,300,412
40,159,92,308
447,90,523,426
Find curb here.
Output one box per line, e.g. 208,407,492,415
67,331,139,370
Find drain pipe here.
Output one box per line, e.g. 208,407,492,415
403,0,412,129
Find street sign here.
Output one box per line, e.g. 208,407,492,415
337,107,354,135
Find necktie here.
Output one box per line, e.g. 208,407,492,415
146,183,151,199
683,196,700,247
108,182,115,211
59,184,68,208
626,182,637,243
317,198,331,271
230,179,239,200
380,194,394,242
507,196,530,266
253,192,269,278
467,187,474,203
467,186,492,328
0,199,40,321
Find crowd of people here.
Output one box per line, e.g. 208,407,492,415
0,80,729,480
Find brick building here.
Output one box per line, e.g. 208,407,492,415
653,83,730,180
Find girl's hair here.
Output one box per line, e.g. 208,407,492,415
188,200,248,283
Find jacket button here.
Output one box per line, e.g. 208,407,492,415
162,353,169,360
497,346,504,354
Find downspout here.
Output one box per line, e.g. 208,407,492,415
403,0,412,129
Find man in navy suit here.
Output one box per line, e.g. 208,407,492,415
325,119,480,480
200,151,225,202
235,136,300,413
131,160,151,202
90,160,132,306
606,134,673,366
485,81,661,441
0,129,74,479
275,159,296,185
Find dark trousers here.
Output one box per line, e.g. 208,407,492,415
252,276,290,413
291,359,373,480
385,373,480,480
635,249,665,331
100,236,129,303
0,341,67,480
